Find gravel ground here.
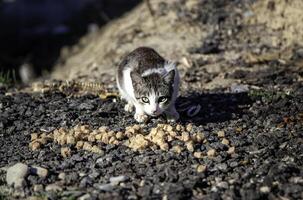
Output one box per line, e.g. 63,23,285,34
1,0,303,199
0,62,302,199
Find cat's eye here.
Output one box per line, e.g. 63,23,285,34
158,96,168,103
141,97,149,104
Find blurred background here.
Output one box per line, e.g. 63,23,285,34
0,0,141,83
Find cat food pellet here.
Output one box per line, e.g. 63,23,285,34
186,141,194,152
116,132,124,140
186,123,193,132
66,135,76,144
207,149,216,157
197,165,207,173
193,152,203,158
172,145,183,154
30,141,41,150
217,131,225,138
83,142,92,151
222,138,229,145
181,132,190,142
87,135,95,142
194,132,205,142
91,145,103,154
61,147,71,157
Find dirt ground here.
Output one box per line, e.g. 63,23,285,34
0,0,303,199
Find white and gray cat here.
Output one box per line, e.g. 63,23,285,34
116,47,180,123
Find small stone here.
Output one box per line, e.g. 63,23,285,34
94,183,114,191
45,183,62,192
222,138,229,145
217,131,225,138
227,146,235,154
30,166,48,178
79,193,92,200
110,176,128,185
207,149,216,157
260,186,270,193
217,181,229,189
6,163,29,188
197,165,207,173
58,172,66,180
33,184,43,192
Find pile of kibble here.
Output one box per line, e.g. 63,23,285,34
29,124,236,163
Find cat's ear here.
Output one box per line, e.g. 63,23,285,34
131,72,142,86
163,70,175,85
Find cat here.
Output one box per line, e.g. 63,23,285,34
116,47,180,123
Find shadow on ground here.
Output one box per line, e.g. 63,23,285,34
176,92,253,125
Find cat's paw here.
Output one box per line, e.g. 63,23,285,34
167,112,180,123
124,103,134,112
134,113,149,123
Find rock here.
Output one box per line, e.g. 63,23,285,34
33,184,44,192
6,163,29,188
58,172,66,180
79,193,92,200
45,183,63,192
30,166,48,178
109,175,128,185
94,183,114,191
260,186,270,193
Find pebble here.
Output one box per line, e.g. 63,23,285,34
30,166,48,178
110,175,128,185
6,163,29,188
260,186,270,193
94,183,114,191
79,193,92,200
58,172,66,180
45,183,63,192
33,184,44,192
227,146,235,154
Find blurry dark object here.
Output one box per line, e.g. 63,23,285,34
0,0,141,82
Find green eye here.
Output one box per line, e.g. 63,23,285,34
158,96,168,103
141,97,149,103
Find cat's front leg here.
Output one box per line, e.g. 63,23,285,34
165,105,179,122
134,104,149,123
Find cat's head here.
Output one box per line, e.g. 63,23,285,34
131,70,175,116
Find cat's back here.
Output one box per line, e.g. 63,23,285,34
119,47,165,74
